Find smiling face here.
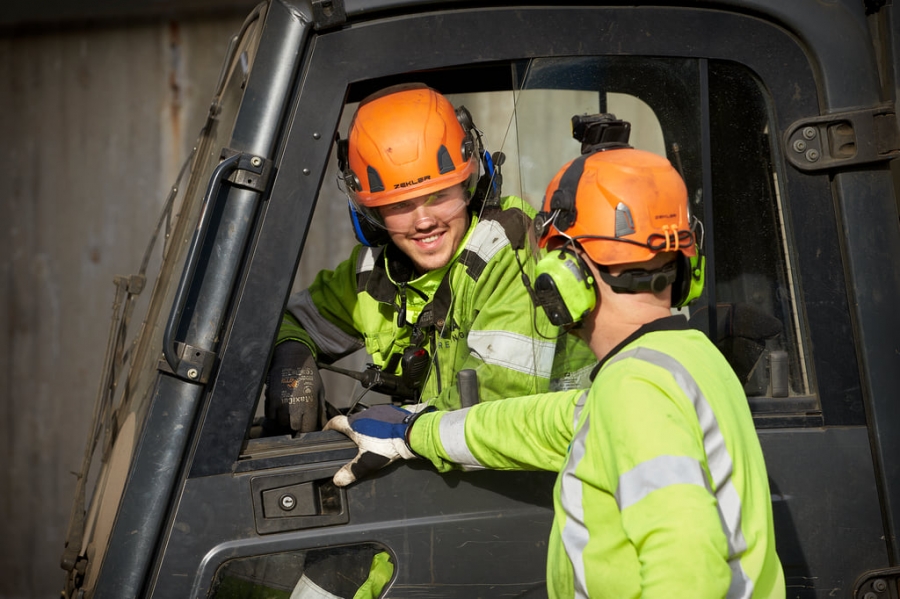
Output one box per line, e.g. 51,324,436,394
376,184,471,273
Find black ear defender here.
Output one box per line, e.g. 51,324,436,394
337,133,390,247
533,249,598,327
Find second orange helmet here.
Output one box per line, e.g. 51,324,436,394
538,148,696,266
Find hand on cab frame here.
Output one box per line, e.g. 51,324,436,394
325,404,435,486
264,341,324,434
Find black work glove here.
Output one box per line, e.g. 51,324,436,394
264,341,324,434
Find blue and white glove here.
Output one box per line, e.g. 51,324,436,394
324,404,435,487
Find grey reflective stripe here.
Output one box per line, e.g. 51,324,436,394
356,245,377,274
437,408,485,471
608,347,754,598
551,362,596,392
467,330,555,377
467,219,510,263
559,411,591,599
572,391,587,429
285,290,365,357
614,455,708,510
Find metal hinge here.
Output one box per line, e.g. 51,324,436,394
311,0,346,30
783,104,899,172
157,342,216,384
220,148,275,194
854,566,900,599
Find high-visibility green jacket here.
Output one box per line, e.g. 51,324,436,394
410,315,785,598
278,196,595,410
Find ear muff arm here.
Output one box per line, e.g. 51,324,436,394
597,261,678,296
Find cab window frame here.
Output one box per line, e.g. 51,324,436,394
189,5,861,479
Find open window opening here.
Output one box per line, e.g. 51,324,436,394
248,54,817,453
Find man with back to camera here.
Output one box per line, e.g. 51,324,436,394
264,82,595,437
326,116,786,598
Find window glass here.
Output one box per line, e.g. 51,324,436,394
707,60,813,405
502,56,813,409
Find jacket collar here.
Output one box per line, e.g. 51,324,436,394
590,314,690,380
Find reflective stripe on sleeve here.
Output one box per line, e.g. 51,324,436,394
614,455,708,510
608,347,754,599
285,289,365,357
467,219,510,263
572,390,587,429
467,330,555,377
559,410,591,599
437,408,485,471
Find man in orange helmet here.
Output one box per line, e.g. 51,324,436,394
268,85,595,599
326,117,785,597
264,83,593,438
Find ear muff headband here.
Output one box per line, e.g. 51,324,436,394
597,260,679,296
336,136,362,193
533,249,597,327
596,249,705,307
531,246,704,325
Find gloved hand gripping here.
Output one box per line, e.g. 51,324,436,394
325,404,435,486
264,341,324,434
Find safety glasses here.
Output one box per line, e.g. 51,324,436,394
371,185,470,233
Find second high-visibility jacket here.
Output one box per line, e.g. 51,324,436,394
278,195,596,410
409,315,785,598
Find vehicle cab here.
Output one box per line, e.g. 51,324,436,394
61,1,900,597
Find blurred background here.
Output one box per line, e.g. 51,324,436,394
1,3,257,597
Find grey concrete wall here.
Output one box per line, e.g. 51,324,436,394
0,16,246,598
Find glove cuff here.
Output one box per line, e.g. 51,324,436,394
402,406,437,459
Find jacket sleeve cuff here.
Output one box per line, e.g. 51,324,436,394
275,311,317,356
407,411,456,472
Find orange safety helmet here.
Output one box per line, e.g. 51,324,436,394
536,147,696,266
341,84,478,208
